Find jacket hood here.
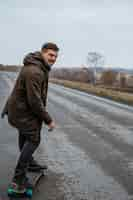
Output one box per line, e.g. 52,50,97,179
23,51,51,72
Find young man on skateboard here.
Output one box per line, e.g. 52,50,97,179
1,42,59,191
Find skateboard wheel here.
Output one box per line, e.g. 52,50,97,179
8,188,14,195
26,189,32,198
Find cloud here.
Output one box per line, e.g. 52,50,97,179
0,0,133,67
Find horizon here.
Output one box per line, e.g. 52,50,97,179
1,63,133,70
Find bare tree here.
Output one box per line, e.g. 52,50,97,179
87,52,104,85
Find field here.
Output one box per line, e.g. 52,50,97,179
50,78,133,106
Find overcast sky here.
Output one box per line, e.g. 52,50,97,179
0,0,133,68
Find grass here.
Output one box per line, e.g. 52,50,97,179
50,78,133,106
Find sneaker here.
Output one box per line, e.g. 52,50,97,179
12,175,33,191
28,159,48,172
10,181,26,194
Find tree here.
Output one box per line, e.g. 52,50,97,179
87,52,104,85
120,74,127,88
101,70,117,86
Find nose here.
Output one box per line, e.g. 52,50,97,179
52,57,56,61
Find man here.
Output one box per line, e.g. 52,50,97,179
1,42,59,190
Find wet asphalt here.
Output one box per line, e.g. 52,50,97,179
0,72,133,200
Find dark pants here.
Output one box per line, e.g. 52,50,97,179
13,129,41,183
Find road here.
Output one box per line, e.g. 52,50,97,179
0,71,133,200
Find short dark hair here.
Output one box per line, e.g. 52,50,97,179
41,42,59,52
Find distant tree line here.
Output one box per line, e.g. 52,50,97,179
50,67,93,83
50,67,133,91
0,64,21,72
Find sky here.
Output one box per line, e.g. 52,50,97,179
0,0,133,68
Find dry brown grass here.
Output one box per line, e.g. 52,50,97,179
50,78,133,106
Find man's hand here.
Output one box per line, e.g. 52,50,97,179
1,99,8,119
1,111,7,119
48,121,56,132
1,111,5,119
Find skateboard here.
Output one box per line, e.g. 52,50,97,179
7,169,46,199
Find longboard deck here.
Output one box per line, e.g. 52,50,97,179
7,170,46,199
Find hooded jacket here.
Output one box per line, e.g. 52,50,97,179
4,51,52,131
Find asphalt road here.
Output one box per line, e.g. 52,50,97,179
0,72,133,200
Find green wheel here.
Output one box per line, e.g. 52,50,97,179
26,189,32,198
7,188,14,196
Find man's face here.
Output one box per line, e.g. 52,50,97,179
41,49,58,66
